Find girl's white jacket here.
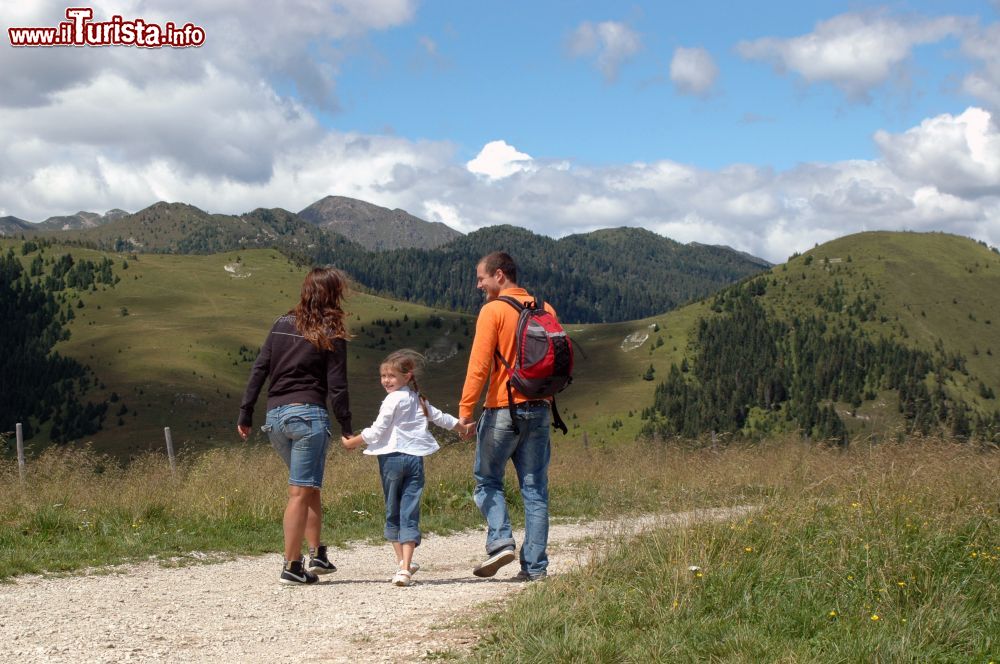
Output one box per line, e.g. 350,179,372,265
361,386,459,456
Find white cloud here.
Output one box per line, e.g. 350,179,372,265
0,0,419,216
961,22,1000,111
875,107,1000,197
5,110,1000,263
737,12,965,101
422,199,468,231
567,20,641,82
0,1,417,110
669,46,718,96
466,140,535,180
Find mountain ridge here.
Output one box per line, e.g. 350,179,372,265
13,197,771,323
298,195,461,251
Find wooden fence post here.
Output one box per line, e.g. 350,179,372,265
16,423,25,483
164,426,176,474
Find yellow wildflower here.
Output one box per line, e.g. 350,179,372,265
871,614,880,622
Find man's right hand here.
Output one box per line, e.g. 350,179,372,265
459,417,476,440
237,424,251,440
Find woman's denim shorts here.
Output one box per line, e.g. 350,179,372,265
263,403,331,489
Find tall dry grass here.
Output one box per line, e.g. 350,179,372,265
0,435,765,578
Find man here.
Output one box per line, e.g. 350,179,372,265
459,251,556,581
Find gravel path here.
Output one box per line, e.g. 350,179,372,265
0,507,750,663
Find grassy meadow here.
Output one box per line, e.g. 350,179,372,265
0,434,996,661
471,439,998,663
2,240,687,458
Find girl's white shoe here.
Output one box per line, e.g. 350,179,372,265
400,560,420,574
392,569,413,586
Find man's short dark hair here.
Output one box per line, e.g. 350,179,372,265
479,252,517,284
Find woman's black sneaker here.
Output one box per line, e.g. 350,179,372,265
308,545,337,575
280,558,319,585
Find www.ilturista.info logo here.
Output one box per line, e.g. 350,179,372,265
8,7,205,48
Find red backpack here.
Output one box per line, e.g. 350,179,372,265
494,296,573,434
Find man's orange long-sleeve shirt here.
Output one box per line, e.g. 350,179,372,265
459,287,557,421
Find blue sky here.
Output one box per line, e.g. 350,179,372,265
328,1,988,168
2,1,999,262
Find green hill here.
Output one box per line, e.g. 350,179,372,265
642,231,1000,443
1,239,675,458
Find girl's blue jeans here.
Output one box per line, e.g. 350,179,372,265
377,452,424,545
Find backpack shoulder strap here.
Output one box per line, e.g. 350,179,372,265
496,295,527,312
492,296,520,375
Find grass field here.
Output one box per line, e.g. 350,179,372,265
0,436,994,661
470,438,998,663
0,432,751,579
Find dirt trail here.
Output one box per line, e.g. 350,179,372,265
0,506,751,663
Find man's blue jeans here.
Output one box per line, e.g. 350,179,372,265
473,402,551,576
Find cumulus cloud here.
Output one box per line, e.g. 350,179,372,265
0,0,417,216
737,12,965,101
466,140,534,180
961,22,1000,111
566,20,641,82
669,46,718,96
0,1,417,110
4,108,1000,263
875,107,1000,197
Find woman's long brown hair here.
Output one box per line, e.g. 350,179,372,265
292,267,350,350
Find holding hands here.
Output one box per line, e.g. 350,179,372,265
457,418,476,440
340,418,474,451
341,433,364,450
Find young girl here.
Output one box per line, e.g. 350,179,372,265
342,349,471,586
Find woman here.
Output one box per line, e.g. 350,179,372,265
237,266,353,585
